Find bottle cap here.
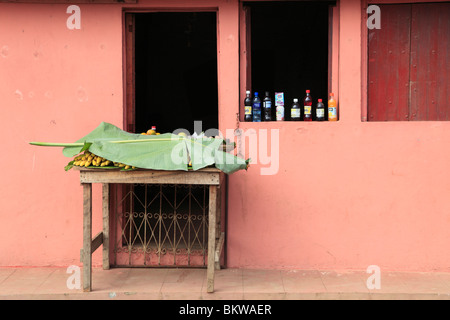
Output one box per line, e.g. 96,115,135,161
246,90,250,94
318,99,322,102
255,92,259,96
293,98,298,102
330,93,334,96
306,90,310,93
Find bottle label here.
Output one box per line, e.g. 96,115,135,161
328,107,337,118
275,93,284,106
276,106,285,121
316,109,324,117
253,109,262,122
245,106,252,115
304,106,311,115
291,109,300,118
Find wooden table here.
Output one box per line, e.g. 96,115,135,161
78,167,225,293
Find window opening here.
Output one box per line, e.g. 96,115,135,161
241,1,336,121
134,12,218,133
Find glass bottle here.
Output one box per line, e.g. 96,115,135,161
328,93,338,121
315,99,325,121
252,92,262,122
303,90,312,121
263,91,272,121
291,98,301,121
244,90,252,122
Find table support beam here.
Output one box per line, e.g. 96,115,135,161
82,183,92,292
215,232,225,270
207,185,217,293
102,183,110,270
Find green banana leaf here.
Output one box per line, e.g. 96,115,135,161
59,122,248,174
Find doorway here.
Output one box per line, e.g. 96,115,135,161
116,11,219,267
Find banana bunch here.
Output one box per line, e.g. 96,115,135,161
113,162,135,170
73,151,135,170
73,151,111,167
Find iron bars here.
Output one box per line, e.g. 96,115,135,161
113,184,209,267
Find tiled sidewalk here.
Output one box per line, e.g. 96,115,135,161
1,267,450,300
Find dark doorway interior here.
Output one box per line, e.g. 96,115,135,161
134,12,218,134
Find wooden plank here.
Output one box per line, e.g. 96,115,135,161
79,170,221,185
102,183,110,270
215,232,225,270
124,13,136,133
82,183,92,292
239,2,252,121
111,184,120,267
215,185,221,239
410,3,450,121
368,4,411,121
436,4,450,121
328,4,339,103
207,185,217,293
91,232,103,254
219,172,225,188
75,166,222,173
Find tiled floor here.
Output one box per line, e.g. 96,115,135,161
1,267,450,300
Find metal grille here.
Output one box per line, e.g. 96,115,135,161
112,184,209,267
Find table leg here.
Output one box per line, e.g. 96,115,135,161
102,183,110,270
215,185,222,270
207,185,217,293
82,183,92,292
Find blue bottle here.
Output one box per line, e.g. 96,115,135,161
252,92,262,122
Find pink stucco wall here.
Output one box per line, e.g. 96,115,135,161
0,2,123,266
1,0,449,272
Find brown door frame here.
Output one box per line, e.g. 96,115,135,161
123,12,136,133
